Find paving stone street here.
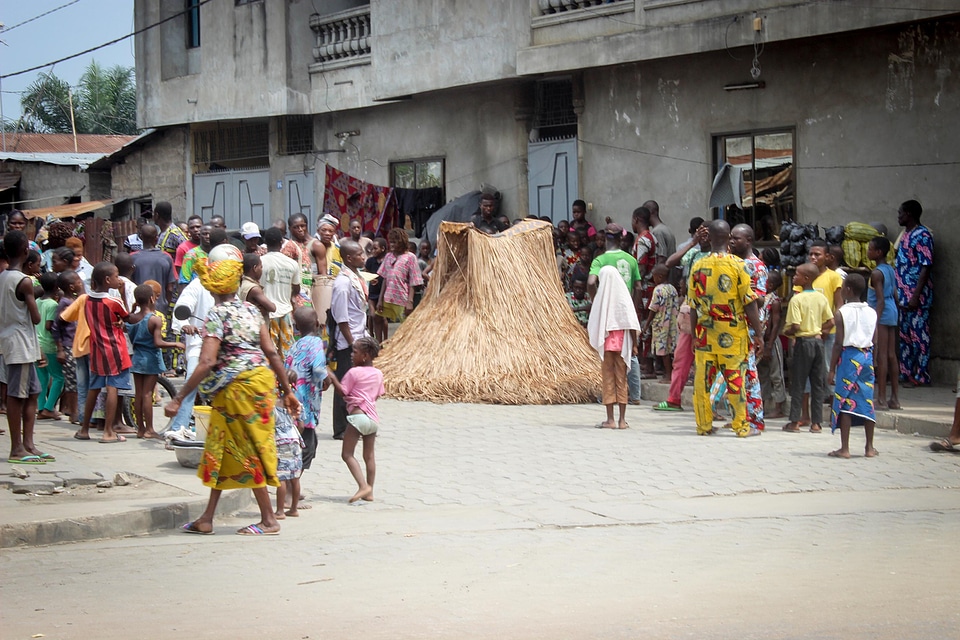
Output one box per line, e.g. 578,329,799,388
2,399,959,639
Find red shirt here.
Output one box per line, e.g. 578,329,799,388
174,240,198,272
84,292,131,376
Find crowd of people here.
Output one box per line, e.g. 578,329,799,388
0,195,943,534
555,198,935,457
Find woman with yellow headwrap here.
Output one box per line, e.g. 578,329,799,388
165,245,301,536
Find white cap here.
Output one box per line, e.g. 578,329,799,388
240,222,261,240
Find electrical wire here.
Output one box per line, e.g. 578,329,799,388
0,0,82,34
1,0,213,80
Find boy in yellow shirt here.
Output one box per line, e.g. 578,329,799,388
783,263,834,433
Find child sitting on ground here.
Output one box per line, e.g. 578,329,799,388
36,273,64,421
645,264,679,384
285,307,327,501
827,273,878,458
565,274,592,329
783,263,834,434
326,336,384,503
867,236,900,410
758,270,786,419
274,369,304,518
125,284,184,439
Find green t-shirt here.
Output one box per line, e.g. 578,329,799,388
37,297,59,353
589,249,641,293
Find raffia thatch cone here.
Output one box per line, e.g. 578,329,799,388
377,219,601,404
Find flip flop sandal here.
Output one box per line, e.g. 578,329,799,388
930,439,960,453
653,401,682,412
98,435,127,444
36,453,56,462
782,424,801,432
236,524,279,536
182,521,214,535
7,455,46,465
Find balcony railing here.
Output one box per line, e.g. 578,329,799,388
536,0,631,16
309,6,371,69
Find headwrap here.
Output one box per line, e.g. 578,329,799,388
319,214,340,229
194,255,243,295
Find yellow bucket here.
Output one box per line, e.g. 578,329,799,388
193,405,212,442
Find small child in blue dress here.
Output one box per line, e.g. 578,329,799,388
274,369,305,519
125,284,183,439
285,307,328,497
867,236,900,410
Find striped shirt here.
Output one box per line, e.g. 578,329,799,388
84,292,131,376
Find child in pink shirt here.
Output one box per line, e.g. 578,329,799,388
326,337,384,504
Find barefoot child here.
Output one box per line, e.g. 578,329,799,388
0,231,53,464
827,274,878,458
758,270,786,419
644,264,679,383
284,307,327,498
75,262,132,443
36,272,65,421
325,336,384,503
126,285,184,439
783,263,834,434
587,265,641,430
274,370,304,519
867,237,900,410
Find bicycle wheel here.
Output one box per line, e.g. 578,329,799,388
121,377,180,433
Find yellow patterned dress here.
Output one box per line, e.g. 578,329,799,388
197,300,279,490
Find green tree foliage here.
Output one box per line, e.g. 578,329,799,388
19,61,137,135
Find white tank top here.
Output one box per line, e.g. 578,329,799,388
838,302,876,349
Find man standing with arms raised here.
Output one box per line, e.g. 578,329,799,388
687,220,763,437
329,240,370,440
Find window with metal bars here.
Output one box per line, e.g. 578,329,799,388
534,78,577,140
278,116,314,155
192,122,269,166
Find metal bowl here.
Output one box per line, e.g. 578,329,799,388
173,444,203,469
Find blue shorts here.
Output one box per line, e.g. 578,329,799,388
6,362,41,399
89,369,132,391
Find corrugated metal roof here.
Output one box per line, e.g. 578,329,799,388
22,199,114,219
1,133,135,155
0,172,21,192
0,151,106,169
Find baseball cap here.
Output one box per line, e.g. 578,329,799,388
241,222,261,240
604,222,624,236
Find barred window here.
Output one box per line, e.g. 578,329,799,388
278,116,314,155
192,121,269,169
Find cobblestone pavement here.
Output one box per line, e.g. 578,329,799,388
3,400,959,639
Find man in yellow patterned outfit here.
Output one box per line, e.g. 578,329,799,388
687,220,764,437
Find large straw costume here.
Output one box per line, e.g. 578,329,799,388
377,219,601,404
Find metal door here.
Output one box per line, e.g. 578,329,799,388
285,171,315,234
527,138,578,222
193,168,270,230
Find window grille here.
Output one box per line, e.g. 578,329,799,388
193,122,269,165
534,78,577,139
278,115,314,155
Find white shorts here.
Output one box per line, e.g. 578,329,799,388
347,413,379,436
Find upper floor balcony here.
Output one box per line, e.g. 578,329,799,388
309,5,372,73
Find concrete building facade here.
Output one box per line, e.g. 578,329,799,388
131,0,960,381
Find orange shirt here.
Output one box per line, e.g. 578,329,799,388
59,294,90,357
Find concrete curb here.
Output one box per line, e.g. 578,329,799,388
0,485,253,548
640,380,951,438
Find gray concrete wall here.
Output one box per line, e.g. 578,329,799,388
580,19,960,382
2,162,90,211
311,83,526,219
109,128,190,218
370,0,530,100
137,0,309,128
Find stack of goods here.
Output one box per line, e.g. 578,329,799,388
841,221,892,270
778,221,820,267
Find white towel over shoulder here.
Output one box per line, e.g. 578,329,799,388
587,265,642,365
